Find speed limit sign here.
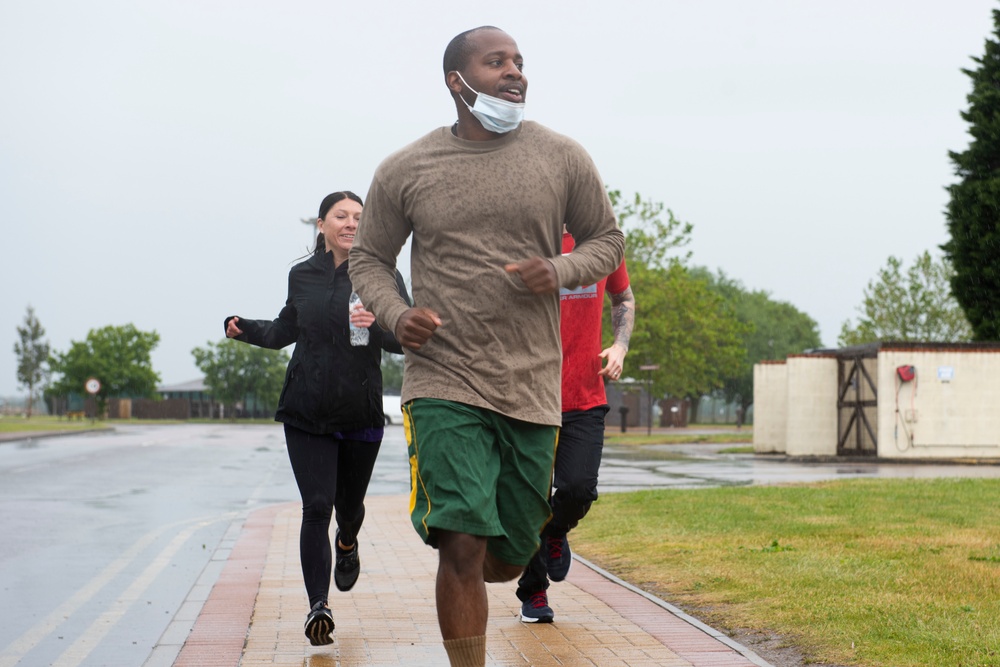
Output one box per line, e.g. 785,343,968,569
85,378,101,395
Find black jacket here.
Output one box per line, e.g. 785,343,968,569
225,252,409,434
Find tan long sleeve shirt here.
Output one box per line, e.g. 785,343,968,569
349,121,624,426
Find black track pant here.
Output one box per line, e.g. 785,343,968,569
516,406,608,600
284,424,381,608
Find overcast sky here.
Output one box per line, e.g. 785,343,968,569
1,0,995,398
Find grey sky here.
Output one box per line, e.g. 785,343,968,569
1,1,994,397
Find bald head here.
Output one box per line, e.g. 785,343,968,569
443,26,505,77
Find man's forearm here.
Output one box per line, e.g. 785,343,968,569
610,286,635,351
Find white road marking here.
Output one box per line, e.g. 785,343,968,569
0,512,235,667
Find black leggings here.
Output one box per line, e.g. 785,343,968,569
516,406,608,600
284,424,382,608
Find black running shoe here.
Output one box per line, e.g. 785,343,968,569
334,529,360,592
545,533,572,582
304,601,334,646
519,590,554,623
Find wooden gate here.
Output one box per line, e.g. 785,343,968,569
837,352,878,456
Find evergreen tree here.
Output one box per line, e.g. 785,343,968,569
14,306,50,418
944,9,1000,340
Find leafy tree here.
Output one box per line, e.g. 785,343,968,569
695,269,822,413
944,9,1000,340
838,251,973,346
381,353,404,393
626,261,747,400
14,305,50,418
605,190,746,402
49,324,161,416
607,189,692,268
192,339,289,418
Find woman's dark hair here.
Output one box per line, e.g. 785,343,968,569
312,191,364,256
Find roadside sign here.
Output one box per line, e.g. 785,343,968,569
85,378,101,395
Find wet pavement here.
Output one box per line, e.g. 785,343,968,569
596,440,1000,492
6,426,1000,494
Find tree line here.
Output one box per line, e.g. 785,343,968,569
11,193,976,424
603,189,820,421
13,182,972,422
14,189,816,422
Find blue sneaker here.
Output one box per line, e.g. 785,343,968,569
520,591,554,623
545,533,572,582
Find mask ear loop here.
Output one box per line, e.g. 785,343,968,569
452,71,478,111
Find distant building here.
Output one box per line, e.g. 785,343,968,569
157,378,217,419
754,342,1000,459
157,378,273,419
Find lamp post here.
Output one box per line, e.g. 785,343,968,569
638,364,659,436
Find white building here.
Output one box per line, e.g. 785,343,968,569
753,343,1000,459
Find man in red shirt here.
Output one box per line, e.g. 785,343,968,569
517,229,636,623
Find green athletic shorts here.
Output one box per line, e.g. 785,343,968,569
403,398,558,566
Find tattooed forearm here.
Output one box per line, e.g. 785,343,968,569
609,286,635,351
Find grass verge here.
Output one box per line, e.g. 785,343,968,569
572,478,1000,667
0,415,105,433
605,432,752,446
717,445,755,454
0,416,281,434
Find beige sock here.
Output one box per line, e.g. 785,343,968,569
443,635,486,667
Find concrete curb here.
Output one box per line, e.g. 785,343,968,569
573,554,775,667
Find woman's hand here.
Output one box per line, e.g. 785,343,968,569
349,303,377,329
226,317,243,338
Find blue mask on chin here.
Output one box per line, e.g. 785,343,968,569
453,71,525,134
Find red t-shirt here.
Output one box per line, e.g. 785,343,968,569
560,233,630,412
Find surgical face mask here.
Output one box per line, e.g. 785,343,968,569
453,71,525,134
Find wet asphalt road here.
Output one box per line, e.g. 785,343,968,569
2,423,999,667
0,424,295,667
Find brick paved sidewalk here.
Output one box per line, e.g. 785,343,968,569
174,495,771,667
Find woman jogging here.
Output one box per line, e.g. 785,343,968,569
225,190,409,646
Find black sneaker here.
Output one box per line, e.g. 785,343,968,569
334,530,360,592
304,601,334,646
519,590,554,623
545,533,572,582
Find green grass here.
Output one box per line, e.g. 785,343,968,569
717,445,755,454
0,415,106,433
0,416,281,434
573,478,1000,666
605,431,752,446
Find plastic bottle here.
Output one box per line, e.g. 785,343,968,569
349,291,369,346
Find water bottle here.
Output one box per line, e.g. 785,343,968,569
349,291,369,346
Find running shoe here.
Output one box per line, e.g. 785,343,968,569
304,601,334,646
545,533,572,582
519,590,554,623
334,529,360,592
